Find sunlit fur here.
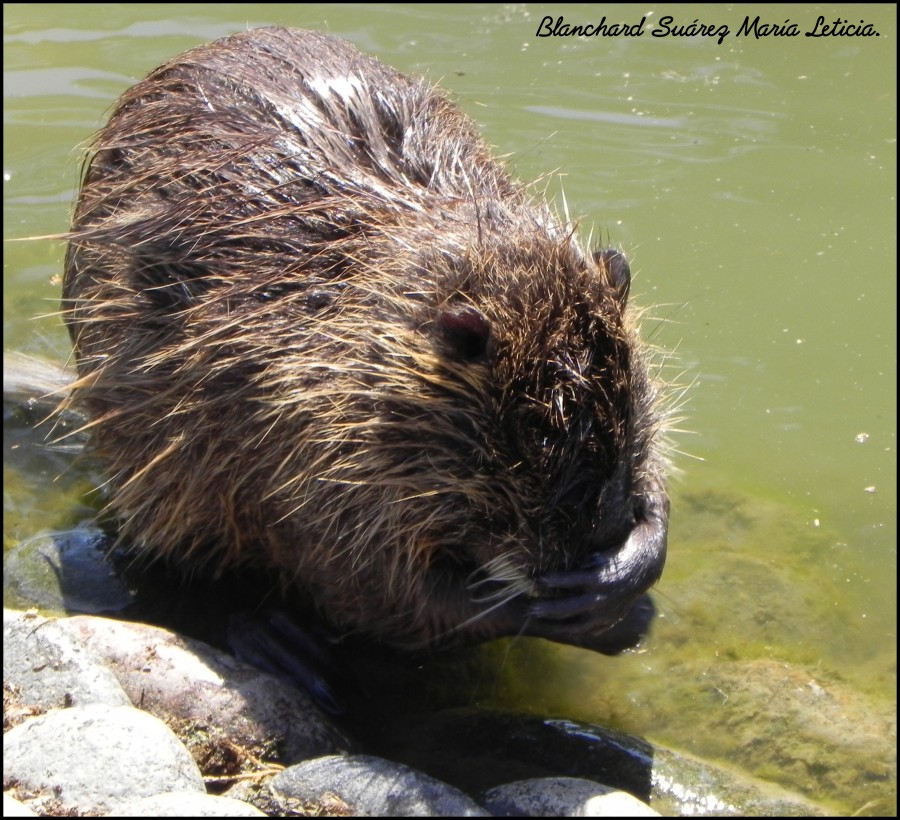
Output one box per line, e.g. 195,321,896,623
62,28,669,649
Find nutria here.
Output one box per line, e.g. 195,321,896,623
61,27,669,654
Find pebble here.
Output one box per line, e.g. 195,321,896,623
113,792,268,816
3,704,204,814
5,530,135,614
272,754,489,816
482,777,660,816
3,607,130,711
2,794,36,817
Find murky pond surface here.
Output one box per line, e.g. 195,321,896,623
4,4,895,815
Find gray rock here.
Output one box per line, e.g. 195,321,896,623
2,352,74,407
220,779,309,816
57,614,352,764
583,791,662,817
2,794,37,817
273,754,489,816
3,609,130,713
483,777,659,816
4,530,134,615
3,704,204,814
110,792,266,816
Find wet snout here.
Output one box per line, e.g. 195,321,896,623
524,484,669,652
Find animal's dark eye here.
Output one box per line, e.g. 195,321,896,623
436,305,491,360
593,248,631,307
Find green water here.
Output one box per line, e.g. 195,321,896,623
4,4,896,814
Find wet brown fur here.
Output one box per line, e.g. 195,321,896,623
62,27,669,650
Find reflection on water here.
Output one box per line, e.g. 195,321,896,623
528,105,688,128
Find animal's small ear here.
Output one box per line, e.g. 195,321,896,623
593,248,631,308
435,305,492,360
